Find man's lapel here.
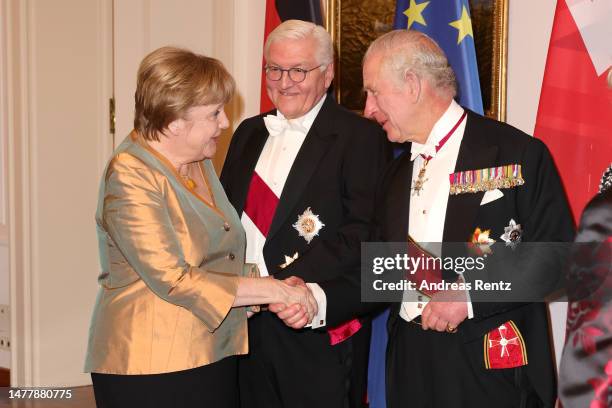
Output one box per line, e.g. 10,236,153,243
386,152,414,241
443,112,498,242
267,97,337,241
231,120,270,215
386,154,413,327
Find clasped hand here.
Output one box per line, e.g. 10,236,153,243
421,288,468,332
269,276,318,329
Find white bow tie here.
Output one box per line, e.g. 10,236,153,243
410,142,437,161
263,114,307,137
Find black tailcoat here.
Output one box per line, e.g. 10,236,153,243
221,96,392,408
322,110,574,407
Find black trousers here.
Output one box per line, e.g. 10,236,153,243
238,312,358,408
91,355,238,408
386,318,543,408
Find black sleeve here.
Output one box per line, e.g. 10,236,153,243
317,152,398,327
220,118,250,188
274,122,393,283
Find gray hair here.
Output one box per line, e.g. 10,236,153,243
364,30,457,97
264,19,334,69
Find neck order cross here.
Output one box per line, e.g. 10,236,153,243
412,111,467,196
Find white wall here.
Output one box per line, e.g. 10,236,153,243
0,0,10,370
113,0,266,173
212,0,266,170
507,0,557,134
6,0,113,386
221,0,266,125
113,0,215,143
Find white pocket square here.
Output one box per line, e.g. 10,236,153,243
480,189,504,205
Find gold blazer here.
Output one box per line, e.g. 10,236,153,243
85,132,257,375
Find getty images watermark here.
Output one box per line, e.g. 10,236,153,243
371,252,511,292
360,242,590,303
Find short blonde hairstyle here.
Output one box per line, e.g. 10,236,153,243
365,30,457,97
134,46,235,141
264,19,334,68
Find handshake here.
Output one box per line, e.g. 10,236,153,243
269,276,319,329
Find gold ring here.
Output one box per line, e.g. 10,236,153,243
446,324,457,333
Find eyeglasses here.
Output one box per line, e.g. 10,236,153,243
264,65,323,83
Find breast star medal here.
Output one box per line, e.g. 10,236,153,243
500,219,522,248
293,207,325,244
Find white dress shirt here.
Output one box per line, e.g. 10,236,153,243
241,95,328,327
400,100,474,322
315,100,473,328
242,95,326,276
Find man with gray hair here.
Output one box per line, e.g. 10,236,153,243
221,19,391,408
277,29,574,407
361,29,573,407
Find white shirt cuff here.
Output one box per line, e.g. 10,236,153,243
306,283,327,328
454,274,474,319
465,288,474,319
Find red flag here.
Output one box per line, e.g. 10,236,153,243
260,0,282,113
534,0,612,222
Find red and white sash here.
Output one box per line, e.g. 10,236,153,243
243,171,361,345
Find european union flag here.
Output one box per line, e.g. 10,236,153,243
394,0,484,114
367,309,389,408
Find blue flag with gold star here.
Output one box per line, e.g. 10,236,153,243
394,0,484,113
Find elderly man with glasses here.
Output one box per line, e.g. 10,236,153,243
221,19,391,408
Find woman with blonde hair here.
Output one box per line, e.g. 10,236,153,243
84,46,316,408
